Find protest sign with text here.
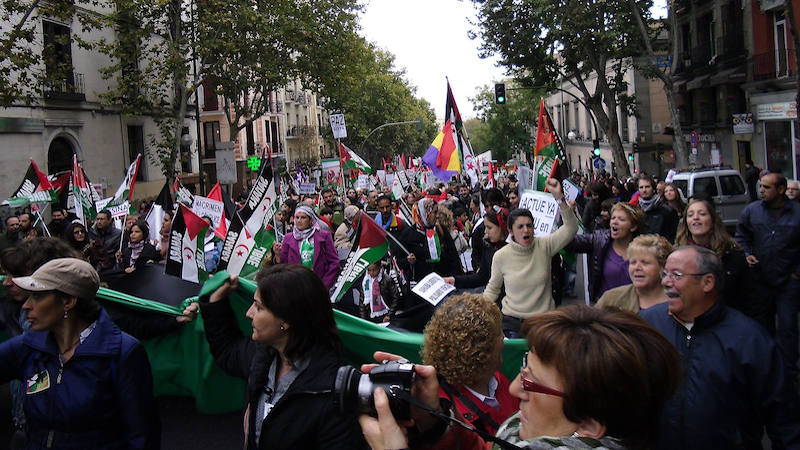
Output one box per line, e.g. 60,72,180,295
518,190,560,237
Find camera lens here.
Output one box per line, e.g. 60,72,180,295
334,366,372,415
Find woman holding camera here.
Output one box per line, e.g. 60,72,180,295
360,305,680,450
200,265,363,449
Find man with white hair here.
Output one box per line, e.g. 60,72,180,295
787,179,799,203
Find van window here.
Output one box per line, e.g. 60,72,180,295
672,180,688,198
694,177,719,196
720,175,746,195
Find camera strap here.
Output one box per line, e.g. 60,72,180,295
438,376,502,433
390,387,519,450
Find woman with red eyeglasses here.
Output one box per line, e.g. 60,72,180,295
359,305,681,450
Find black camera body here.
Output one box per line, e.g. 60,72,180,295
334,359,416,421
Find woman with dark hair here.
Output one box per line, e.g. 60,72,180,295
444,207,508,291
157,210,173,261
661,183,686,218
277,205,339,290
115,221,160,273
200,265,362,449
360,305,681,450
0,258,160,449
565,202,645,303
611,182,630,202
581,182,612,233
422,294,519,435
674,199,752,314
66,222,113,272
484,179,578,337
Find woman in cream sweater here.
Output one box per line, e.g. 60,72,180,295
483,178,578,337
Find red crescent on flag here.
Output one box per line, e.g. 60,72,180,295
234,244,250,258
183,247,194,261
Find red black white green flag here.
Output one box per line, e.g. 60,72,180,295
534,99,570,190
218,155,279,276
165,204,209,283
109,154,141,207
2,159,58,207
331,215,389,303
71,155,98,222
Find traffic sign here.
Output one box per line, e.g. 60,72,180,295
593,157,606,170
690,131,698,149
330,114,347,139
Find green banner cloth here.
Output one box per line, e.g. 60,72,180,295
2,274,528,414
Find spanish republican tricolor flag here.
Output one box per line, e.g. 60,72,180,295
422,120,460,181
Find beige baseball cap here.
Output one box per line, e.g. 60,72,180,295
13,258,100,300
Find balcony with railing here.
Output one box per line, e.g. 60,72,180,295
43,72,86,101
286,125,314,138
752,49,796,81
716,33,745,61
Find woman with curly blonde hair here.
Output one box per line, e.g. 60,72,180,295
421,293,519,435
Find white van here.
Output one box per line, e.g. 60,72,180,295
670,168,750,228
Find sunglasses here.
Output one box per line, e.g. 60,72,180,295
520,352,565,397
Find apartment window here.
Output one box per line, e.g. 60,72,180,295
127,126,146,181
563,103,570,132
775,15,790,77
47,137,74,174
574,102,580,135
203,121,220,159
203,78,219,111
42,21,75,92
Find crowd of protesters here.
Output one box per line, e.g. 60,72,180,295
0,160,799,450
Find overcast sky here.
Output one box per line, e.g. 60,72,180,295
358,0,507,120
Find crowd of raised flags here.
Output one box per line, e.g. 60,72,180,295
0,82,572,307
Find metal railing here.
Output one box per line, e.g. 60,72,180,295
43,72,86,99
752,49,795,81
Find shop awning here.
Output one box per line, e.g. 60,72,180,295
687,74,711,91
673,78,688,93
710,67,747,86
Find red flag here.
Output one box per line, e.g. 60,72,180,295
207,182,230,239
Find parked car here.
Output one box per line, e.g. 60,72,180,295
670,167,750,227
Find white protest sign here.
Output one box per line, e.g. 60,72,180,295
357,175,369,190
376,170,386,186
95,197,113,212
562,179,580,203
107,201,130,219
216,150,237,183
330,114,347,139
517,166,531,191
411,272,456,306
192,196,224,229
299,183,317,195
385,173,395,189
518,190,560,236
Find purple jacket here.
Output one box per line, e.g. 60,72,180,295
280,230,340,289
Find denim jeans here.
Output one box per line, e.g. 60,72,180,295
775,277,800,381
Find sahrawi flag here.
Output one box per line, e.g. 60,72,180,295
331,215,389,303
534,99,570,190
71,155,98,222
217,155,279,276
2,159,58,207
339,142,371,173
109,154,141,207
165,204,209,283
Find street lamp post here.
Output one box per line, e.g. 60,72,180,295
359,118,424,162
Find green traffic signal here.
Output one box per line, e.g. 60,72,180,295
494,83,506,105
628,154,634,161
592,139,601,157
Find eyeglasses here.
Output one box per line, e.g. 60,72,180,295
660,269,709,282
73,230,86,235
520,352,564,397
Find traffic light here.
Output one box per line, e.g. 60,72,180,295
628,153,634,161
494,83,506,105
592,139,601,157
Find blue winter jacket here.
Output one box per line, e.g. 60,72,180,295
639,301,800,450
735,198,800,286
0,309,160,449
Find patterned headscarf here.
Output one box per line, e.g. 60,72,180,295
293,204,320,241
412,198,437,231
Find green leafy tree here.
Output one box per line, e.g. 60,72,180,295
471,0,654,177
323,42,438,168
468,83,542,163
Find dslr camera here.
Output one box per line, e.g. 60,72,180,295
334,359,416,421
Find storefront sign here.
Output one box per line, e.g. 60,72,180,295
757,102,797,120
0,118,44,133
732,113,754,134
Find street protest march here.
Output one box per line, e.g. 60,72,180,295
0,81,582,413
